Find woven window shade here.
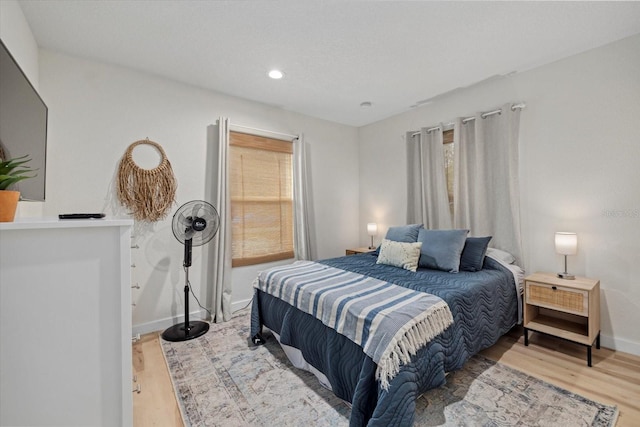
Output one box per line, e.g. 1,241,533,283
230,132,294,267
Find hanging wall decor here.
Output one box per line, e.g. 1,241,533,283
117,138,177,222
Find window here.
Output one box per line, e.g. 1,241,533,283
443,129,454,214
230,131,294,267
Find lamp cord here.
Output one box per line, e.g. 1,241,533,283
185,265,213,321
184,266,254,322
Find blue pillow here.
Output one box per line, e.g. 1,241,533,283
417,229,469,273
459,236,492,272
385,224,423,243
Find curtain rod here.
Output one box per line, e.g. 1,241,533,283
410,103,526,137
230,123,298,141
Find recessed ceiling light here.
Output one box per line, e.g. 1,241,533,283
360,101,373,108
268,69,284,79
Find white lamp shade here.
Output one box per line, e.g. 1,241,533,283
555,232,577,255
367,223,378,236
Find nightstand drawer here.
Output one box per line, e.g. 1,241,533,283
526,282,588,316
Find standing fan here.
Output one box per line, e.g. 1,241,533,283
162,200,220,342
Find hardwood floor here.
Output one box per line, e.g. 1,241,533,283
480,326,640,426
133,326,640,426
132,333,184,427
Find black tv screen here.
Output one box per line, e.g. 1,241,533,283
0,39,48,201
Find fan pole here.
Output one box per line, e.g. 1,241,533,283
183,261,190,331
161,238,210,342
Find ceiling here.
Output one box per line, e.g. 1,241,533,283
17,1,640,127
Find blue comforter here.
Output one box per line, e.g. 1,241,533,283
251,252,518,426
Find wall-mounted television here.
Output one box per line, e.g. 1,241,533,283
0,39,48,201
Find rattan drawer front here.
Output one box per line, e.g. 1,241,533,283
526,282,588,316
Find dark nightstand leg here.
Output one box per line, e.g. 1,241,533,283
587,345,592,367
524,328,529,346
596,332,601,349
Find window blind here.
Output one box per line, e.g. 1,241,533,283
230,131,294,267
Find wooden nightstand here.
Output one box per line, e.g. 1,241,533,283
523,272,600,366
345,247,374,255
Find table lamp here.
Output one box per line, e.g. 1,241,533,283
367,223,378,249
555,232,577,280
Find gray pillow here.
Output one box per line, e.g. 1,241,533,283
459,236,492,272
417,229,469,273
385,224,423,243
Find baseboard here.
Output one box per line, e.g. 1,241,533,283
133,310,208,337
231,298,253,313
133,300,253,337
600,334,640,357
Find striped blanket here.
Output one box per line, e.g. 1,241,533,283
255,261,454,389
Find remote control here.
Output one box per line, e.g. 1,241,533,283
58,213,106,219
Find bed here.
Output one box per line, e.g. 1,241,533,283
250,231,522,427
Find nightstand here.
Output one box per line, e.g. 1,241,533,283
523,272,600,366
345,247,374,255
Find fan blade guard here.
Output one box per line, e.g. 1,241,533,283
172,200,220,246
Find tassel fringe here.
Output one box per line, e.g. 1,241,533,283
375,301,453,390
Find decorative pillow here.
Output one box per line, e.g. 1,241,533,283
459,236,492,272
417,229,469,273
385,224,423,243
376,239,422,272
486,248,516,264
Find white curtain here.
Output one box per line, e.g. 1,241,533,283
453,104,522,264
406,127,452,229
207,117,232,323
293,134,314,260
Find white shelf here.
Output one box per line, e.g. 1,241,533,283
0,216,132,230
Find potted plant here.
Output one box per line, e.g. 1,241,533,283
0,155,36,222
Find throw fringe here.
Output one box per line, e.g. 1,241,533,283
376,301,453,390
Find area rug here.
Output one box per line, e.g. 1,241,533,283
161,310,618,426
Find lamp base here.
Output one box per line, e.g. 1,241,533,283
557,272,575,280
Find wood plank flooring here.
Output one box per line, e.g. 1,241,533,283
132,333,184,427
480,327,640,426
133,326,640,426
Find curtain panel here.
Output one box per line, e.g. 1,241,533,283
453,104,523,264
293,134,313,261
406,127,452,229
207,118,233,323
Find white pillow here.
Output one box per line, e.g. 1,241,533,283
376,238,422,272
486,248,516,264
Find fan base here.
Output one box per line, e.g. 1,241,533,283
161,320,210,342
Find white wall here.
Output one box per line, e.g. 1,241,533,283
359,34,640,355
0,0,38,86
35,51,359,334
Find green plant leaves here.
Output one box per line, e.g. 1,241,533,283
0,155,37,190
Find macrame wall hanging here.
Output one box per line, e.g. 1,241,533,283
117,138,177,222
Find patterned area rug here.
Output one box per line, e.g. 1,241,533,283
161,310,618,426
